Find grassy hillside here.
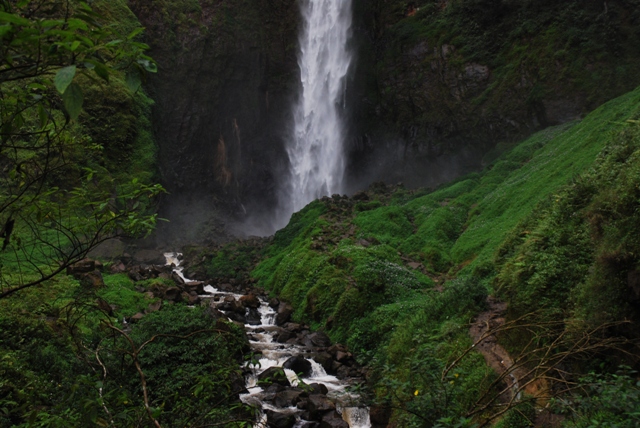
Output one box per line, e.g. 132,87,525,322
251,86,640,425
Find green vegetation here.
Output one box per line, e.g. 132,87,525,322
252,86,640,425
0,0,163,298
0,276,248,427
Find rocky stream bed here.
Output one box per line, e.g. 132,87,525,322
164,253,372,428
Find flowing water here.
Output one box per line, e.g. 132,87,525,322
165,253,371,428
285,0,353,214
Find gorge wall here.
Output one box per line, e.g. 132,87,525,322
129,0,640,242
128,0,300,243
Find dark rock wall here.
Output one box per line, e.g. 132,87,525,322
128,0,299,242
346,0,640,190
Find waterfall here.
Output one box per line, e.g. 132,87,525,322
284,0,353,215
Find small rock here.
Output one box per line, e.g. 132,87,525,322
240,293,261,309
164,287,182,302
146,300,162,313
269,297,280,309
171,272,185,285
67,259,97,276
183,281,204,294
109,262,126,274
79,270,105,289
130,312,144,323
319,410,348,428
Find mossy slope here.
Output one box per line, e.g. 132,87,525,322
252,85,640,425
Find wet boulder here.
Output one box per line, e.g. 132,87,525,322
369,405,392,428
274,389,305,408
310,352,333,373
319,411,348,428
164,287,182,302
307,395,336,420
269,297,280,309
146,300,162,313
306,383,329,395
266,410,296,428
306,331,332,348
265,383,287,394
183,281,205,295
246,308,262,325
78,270,105,289
225,311,246,324
240,293,261,308
258,367,290,387
276,330,294,343
171,271,185,285
276,302,294,325
283,356,312,377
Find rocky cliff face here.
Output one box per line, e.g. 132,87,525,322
128,0,299,243
346,0,640,190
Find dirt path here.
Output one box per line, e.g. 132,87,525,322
469,296,522,402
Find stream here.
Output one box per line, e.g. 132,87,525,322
165,253,371,428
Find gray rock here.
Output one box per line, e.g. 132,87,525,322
276,302,294,325
266,410,296,428
258,367,290,387
307,395,335,420
319,411,348,428
283,356,312,377
274,389,304,408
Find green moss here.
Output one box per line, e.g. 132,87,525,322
99,273,157,317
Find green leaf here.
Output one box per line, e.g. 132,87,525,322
37,104,48,128
54,65,76,94
127,27,144,40
137,59,158,73
70,40,81,51
0,24,13,37
0,11,30,26
125,69,142,93
62,82,84,120
93,62,109,82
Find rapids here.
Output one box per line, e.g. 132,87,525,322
165,253,371,428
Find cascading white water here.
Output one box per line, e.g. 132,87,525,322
165,253,371,427
285,0,353,215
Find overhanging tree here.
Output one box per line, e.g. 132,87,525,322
0,0,163,298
